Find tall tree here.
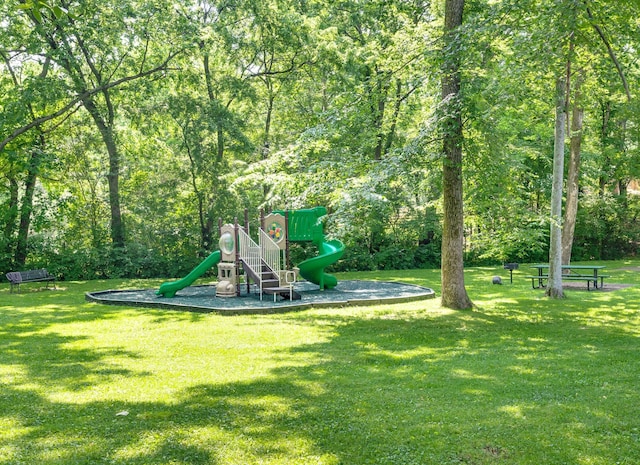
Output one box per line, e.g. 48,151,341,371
560,0,635,264
440,0,472,309
14,0,178,249
547,76,567,299
0,42,60,268
170,0,266,249
561,70,583,266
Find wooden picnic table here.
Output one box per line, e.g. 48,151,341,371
526,264,609,291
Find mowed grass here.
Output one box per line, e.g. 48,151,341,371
1,261,639,465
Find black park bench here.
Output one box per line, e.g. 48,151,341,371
6,269,56,293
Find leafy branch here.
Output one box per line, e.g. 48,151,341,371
0,50,182,153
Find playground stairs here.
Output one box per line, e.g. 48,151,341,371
263,286,301,301
240,258,301,301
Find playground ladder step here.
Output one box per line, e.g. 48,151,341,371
240,258,279,285
261,279,280,288
263,287,302,301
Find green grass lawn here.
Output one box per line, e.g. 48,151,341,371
1,260,639,465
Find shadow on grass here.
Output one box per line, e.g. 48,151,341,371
2,276,640,464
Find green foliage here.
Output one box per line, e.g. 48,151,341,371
2,0,639,276
16,0,70,22
572,192,640,261
27,243,202,281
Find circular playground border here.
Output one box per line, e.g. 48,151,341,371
85,280,436,315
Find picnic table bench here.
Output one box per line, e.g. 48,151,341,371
6,269,56,293
524,264,609,291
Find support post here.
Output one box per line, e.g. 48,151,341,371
234,217,242,297
285,210,290,270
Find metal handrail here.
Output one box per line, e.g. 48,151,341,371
238,228,262,295
238,228,288,301
259,229,282,284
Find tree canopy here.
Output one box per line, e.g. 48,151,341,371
1,0,639,285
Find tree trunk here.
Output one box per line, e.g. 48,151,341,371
14,144,43,267
263,91,274,161
217,127,225,161
2,169,19,269
547,76,566,299
561,75,583,265
440,0,472,310
262,90,275,200
202,50,226,162
384,79,408,156
598,100,611,196
373,70,390,161
82,97,125,248
3,174,19,249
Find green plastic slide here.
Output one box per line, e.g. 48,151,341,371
156,250,221,298
297,239,345,289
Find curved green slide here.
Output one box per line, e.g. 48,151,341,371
156,250,221,298
297,239,345,289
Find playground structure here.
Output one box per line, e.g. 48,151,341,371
156,207,345,301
